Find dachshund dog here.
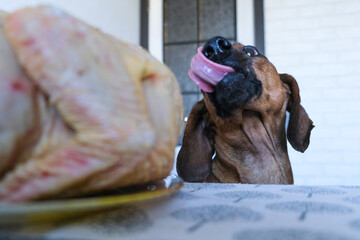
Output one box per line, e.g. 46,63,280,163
177,36,314,184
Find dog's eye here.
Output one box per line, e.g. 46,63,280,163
242,46,259,57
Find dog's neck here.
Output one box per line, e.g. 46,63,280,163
203,97,294,184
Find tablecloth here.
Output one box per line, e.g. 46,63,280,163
1,183,360,240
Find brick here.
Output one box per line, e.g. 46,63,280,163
301,177,344,185
285,0,321,7
265,7,300,20
298,5,337,18
323,165,360,177
319,15,358,28
266,30,303,43
301,28,338,41
339,126,360,138
300,53,337,65
292,164,325,176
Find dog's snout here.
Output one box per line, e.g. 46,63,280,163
202,36,232,63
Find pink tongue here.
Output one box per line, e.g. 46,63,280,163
188,46,234,92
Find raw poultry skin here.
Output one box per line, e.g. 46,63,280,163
0,6,184,203
0,10,37,177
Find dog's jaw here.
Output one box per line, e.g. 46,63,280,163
202,46,263,118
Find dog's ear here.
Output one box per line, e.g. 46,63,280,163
177,100,214,182
280,74,314,153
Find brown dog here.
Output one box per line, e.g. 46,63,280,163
177,36,314,184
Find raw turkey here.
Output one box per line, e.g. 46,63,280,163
0,6,184,203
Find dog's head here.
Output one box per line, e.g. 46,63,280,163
189,36,314,152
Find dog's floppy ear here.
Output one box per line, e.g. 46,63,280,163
177,100,214,182
280,74,314,153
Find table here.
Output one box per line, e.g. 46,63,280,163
1,183,360,240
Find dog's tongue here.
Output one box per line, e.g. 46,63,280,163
188,46,234,92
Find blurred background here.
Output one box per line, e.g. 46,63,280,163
1,0,360,185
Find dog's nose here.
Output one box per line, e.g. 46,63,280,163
202,36,232,62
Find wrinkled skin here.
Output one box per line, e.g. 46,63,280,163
0,6,184,203
177,38,313,184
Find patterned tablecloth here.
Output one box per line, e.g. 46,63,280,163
2,183,360,240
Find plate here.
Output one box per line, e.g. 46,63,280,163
0,174,183,226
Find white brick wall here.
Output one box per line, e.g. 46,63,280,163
264,0,360,185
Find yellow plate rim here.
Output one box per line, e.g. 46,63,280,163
0,175,183,218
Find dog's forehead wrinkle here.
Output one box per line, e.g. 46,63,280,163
233,42,245,49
